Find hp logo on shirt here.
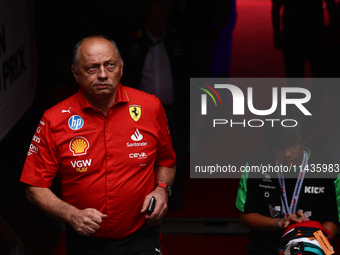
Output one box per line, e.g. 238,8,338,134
68,115,84,130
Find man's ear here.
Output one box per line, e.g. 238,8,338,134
120,59,124,78
71,66,79,83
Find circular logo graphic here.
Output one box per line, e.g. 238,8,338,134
68,115,84,130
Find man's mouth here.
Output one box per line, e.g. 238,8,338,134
284,160,295,165
96,84,109,89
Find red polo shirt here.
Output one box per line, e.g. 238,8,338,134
20,83,176,239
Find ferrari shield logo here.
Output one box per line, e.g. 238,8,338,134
129,105,141,121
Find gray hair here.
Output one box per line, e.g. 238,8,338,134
72,35,122,72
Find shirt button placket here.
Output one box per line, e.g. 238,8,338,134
104,118,113,218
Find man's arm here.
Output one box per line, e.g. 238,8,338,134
26,185,107,236
141,165,176,224
323,221,338,239
240,211,307,230
271,0,283,50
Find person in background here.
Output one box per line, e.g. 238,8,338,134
271,0,336,78
122,0,190,210
236,105,339,254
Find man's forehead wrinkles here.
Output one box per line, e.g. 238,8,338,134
79,45,118,65
85,57,116,65
86,54,113,61
80,52,116,64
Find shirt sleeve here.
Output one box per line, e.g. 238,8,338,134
325,178,340,225
20,112,59,188
235,164,258,214
155,99,176,168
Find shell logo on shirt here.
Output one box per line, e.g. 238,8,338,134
69,136,89,156
129,105,141,122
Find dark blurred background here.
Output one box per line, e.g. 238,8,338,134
1,0,340,254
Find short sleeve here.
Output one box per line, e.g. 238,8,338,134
334,177,340,224
20,112,59,188
324,178,340,225
235,165,258,214
155,100,176,168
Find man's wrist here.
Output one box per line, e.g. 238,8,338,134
155,183,171,196
275,218,281,228
66,205,78,225
155,186,167,196
275,218,284,229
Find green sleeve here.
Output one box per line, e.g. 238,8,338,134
235,162,249,212
334,174,340,223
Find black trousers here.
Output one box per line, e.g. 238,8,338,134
65,225,163,255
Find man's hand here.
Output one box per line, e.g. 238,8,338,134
141,187,168,225
278,211,308,229
69,208,107,236
25,185,107,236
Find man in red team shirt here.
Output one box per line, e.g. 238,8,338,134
20,36,176,254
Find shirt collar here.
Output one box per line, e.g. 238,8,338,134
115,83,129,105
78,83,129,111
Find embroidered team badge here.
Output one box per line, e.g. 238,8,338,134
129,105,141,122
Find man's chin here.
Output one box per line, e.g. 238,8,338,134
94,88,114,96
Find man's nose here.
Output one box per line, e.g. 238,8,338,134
283,148,292,158
98,66,108,79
